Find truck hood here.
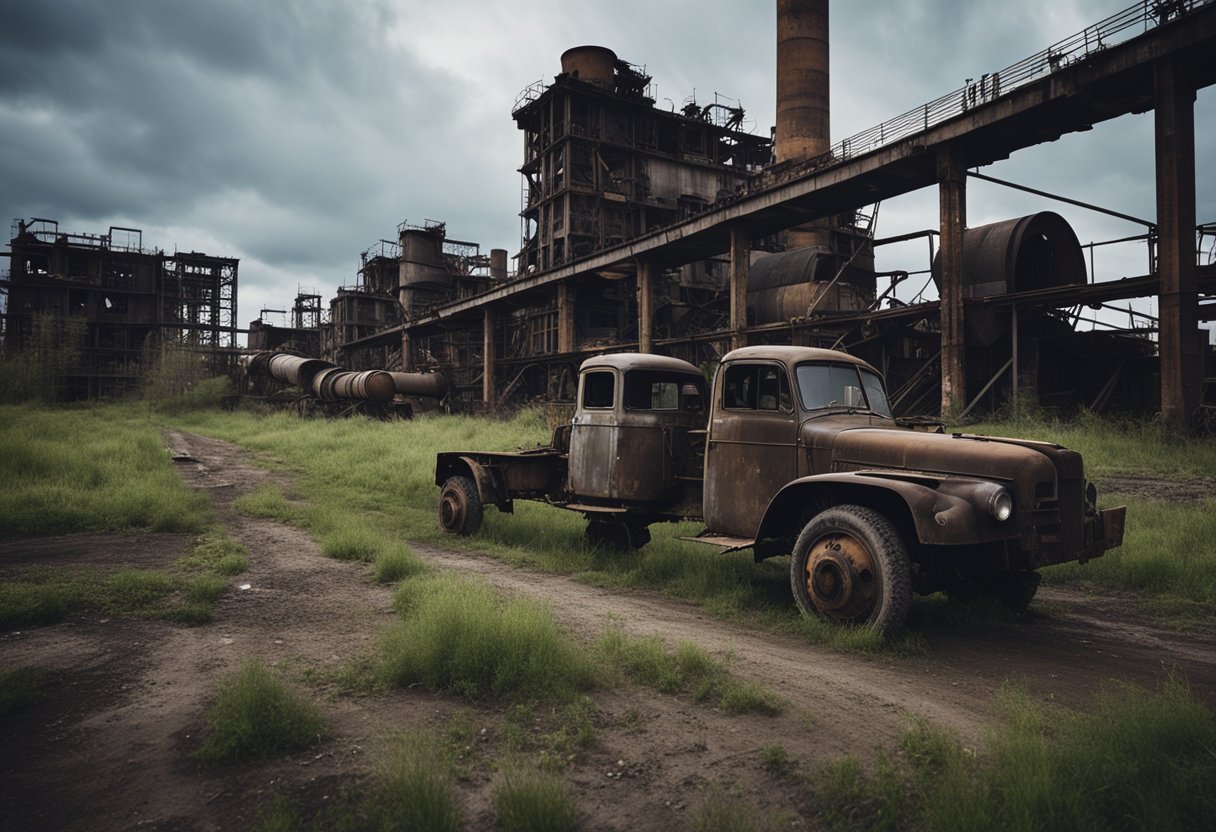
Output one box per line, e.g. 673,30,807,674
810,424,1079,503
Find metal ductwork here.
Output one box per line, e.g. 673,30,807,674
244,352,447,402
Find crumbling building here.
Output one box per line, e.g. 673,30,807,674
1,219,238,399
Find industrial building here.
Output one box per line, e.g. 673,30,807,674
278,0,1212,431
1,219,238,399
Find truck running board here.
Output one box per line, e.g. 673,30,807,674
678,533,755,553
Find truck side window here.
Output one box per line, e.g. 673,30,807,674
723,364,791,411
624,370,680,410
582,371,615,409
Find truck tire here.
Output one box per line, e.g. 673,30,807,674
585,520,651,550
790,505,911,636
437,475,483,535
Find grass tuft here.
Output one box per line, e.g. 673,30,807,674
595,630,782,714
373,544,426,584
493,765,578,832
195,660,327,763
379,573,595,701
375,732,462,832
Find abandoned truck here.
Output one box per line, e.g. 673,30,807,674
435,346,1125,634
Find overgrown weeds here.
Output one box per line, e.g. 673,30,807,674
813,676,1216,832
378,573,596,701
195,660,327,764
0,405,212,537
493,764,578,832
595,630,783,714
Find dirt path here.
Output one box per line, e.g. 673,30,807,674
3,431,1214,831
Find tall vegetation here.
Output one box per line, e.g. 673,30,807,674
0,312,86,403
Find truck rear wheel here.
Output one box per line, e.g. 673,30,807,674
790,505,911,636
438,475,483,535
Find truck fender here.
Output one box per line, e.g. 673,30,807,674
434,454,511,510
752,472,1006,559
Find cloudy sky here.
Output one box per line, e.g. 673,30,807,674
2,0,1212,336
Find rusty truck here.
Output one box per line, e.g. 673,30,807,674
434,346,1125,634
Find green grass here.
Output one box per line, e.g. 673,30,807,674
0,404,212,537
178,534,249,575
374,544,426,583
251,731,462,832
0,666,51,713
595,630,783,715
493,766,578,832
374,732,462,832
378,572,596,701
813,676,1216,832
195,660,327,764
1,530,246,629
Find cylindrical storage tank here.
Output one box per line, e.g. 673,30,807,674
398,228,449,291
560,46,617,86
387,371,449,399
747,248,873,323
490,249,508,281
931,211,1087,344
776,0,831,249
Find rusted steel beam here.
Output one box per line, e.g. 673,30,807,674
730,227,750,351
637,260,654,354
937,145,968,418
1155,57,1200,432
483,307,496,410
557,281,575,353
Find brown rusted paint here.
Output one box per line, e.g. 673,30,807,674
434,348,1125,615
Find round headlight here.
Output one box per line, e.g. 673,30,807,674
988,489,1013,522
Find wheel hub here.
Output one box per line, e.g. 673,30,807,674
439,490,467,531
805,532,878,622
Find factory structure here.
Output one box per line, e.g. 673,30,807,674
0,219,238,399
5,0,1215,428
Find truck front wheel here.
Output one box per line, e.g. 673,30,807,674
790,505,911,636
438,475,483,535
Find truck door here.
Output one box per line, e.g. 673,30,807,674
569,368,617,498
703,361,797,538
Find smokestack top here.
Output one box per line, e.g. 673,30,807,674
775,0,830,165
560,45,617,86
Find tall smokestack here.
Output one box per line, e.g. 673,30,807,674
776,0,831,250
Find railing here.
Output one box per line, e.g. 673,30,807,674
766,0,1212,184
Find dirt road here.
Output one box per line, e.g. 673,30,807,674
2,431,1213,831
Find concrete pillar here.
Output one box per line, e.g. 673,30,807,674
482,307,496,411
730,227,751,351
937,145,968,419
637,260,654,354
1155,59,1199,433
557,281,575,353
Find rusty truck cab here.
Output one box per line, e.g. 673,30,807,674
569,354,707,505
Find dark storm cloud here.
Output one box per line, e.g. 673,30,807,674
0,0,469,287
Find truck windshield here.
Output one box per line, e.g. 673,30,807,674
795,363,892,418
624,370,703,411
